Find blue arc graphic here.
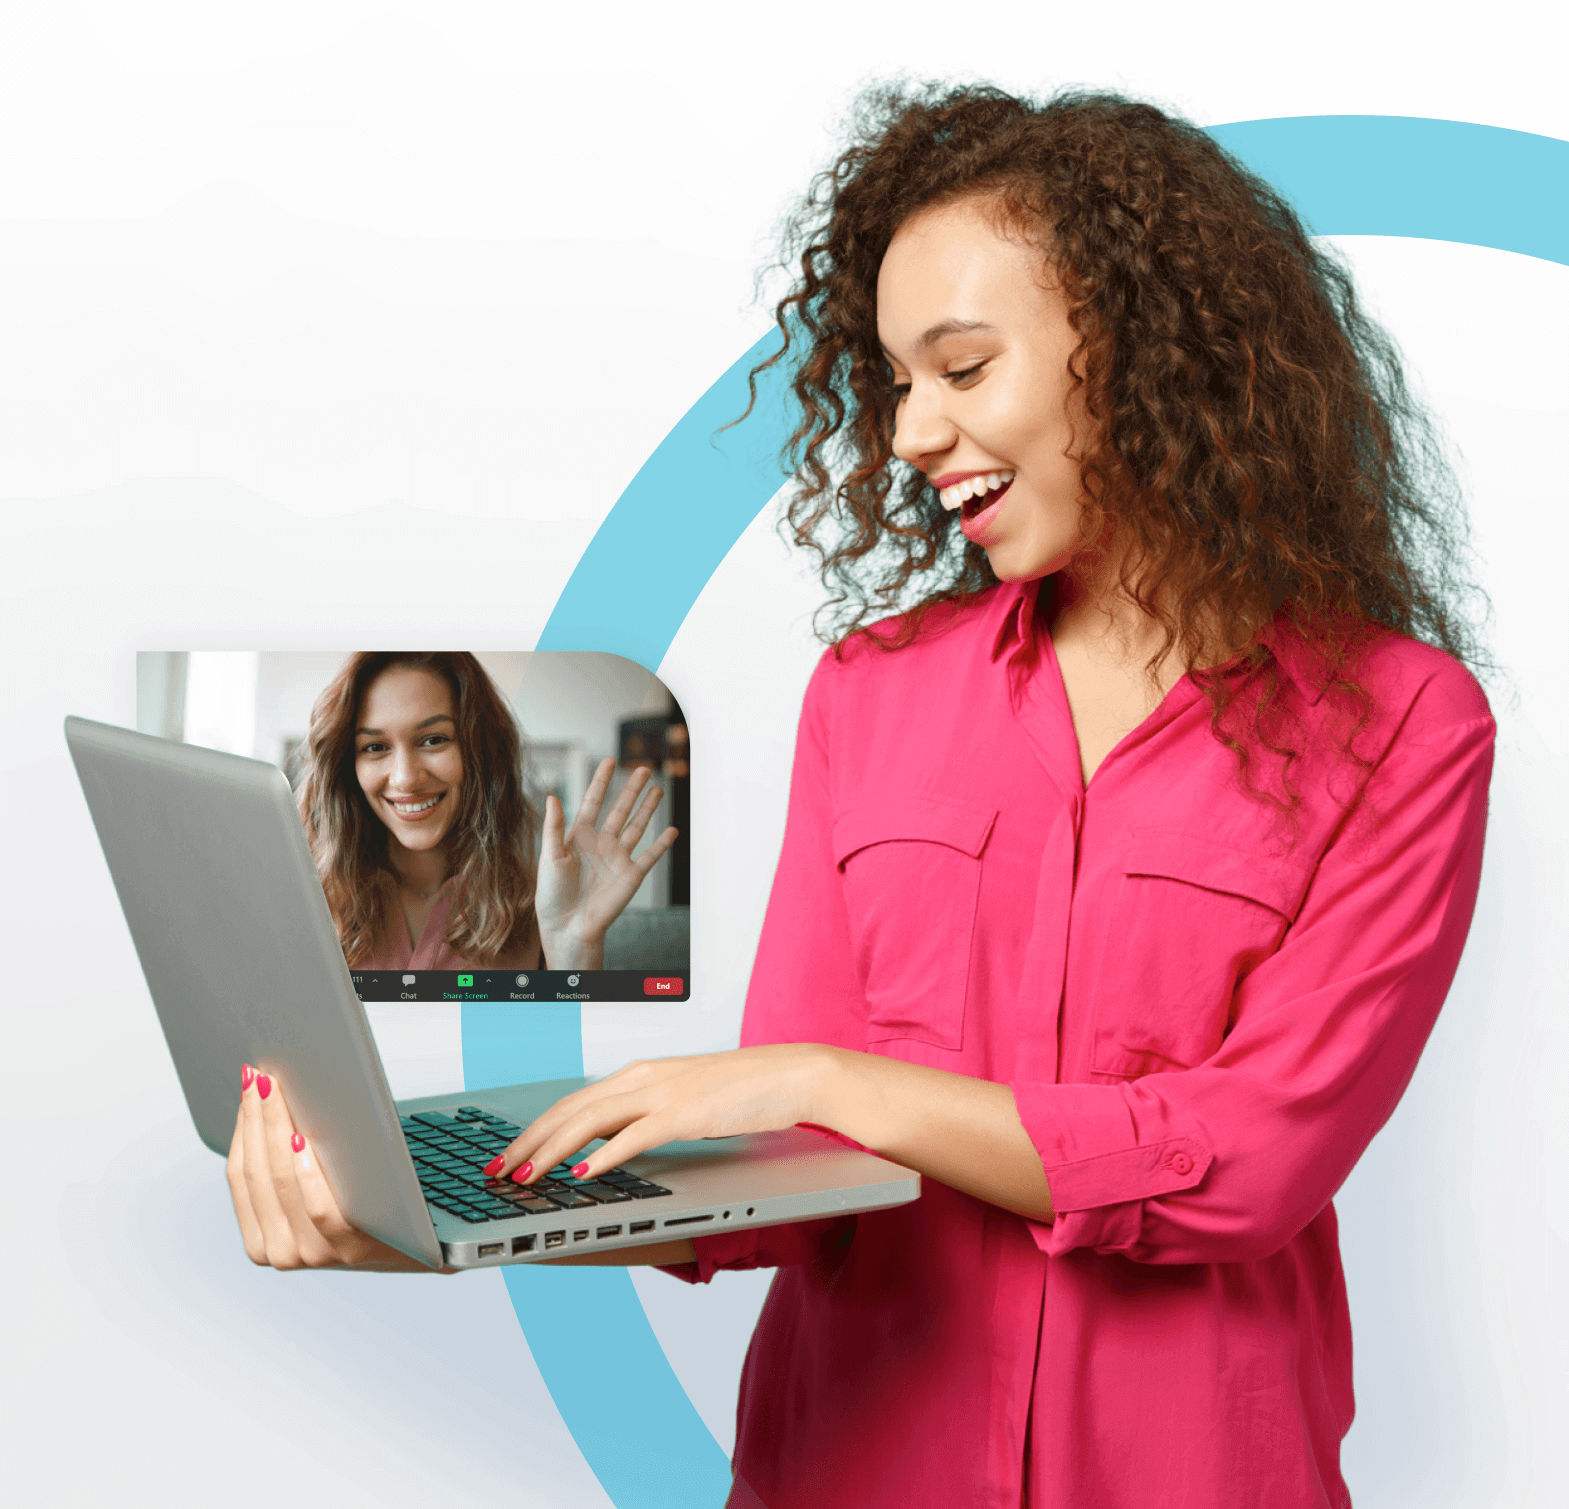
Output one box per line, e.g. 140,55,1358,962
463,115,1569,1509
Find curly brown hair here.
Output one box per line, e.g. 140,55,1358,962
750,84,1486,803
297,652,540,967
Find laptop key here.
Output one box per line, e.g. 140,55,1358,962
545,1190,599,1209
576,1184,631,1202
625,1184,673,1198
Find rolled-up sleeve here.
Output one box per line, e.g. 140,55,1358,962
1014,703,1495,1265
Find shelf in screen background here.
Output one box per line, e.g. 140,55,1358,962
351,969,689,1003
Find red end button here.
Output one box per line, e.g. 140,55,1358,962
644,977,684,996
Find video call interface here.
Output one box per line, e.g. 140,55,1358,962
135,650,690,1004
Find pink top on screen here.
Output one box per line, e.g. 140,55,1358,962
667,578,1494,1509
362,887,475,972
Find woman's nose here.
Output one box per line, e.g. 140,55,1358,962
890,379,956,470
390,745,420,788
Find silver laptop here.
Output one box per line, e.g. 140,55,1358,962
66,715,919,1269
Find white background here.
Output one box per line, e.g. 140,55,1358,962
2,3,1565,1505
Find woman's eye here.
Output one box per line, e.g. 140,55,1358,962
420,734,451,749
357,742,386,756
945,363,985,386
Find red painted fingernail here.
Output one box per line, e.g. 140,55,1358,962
291,1133,305,1153
572,1162,589,1178
256,1074,272,1100
483,1156,504,1176
510,1162,533,1184
241,1064,254,1090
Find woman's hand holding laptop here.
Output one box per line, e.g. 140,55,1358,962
227,1064,453,1273
224,1063,702,1271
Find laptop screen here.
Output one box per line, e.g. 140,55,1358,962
135,650,689,1003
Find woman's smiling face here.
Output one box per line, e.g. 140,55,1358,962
878,196,1089,582
353,665,464,856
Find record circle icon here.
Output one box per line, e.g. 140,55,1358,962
515,974,529,988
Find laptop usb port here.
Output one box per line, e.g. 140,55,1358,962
630,1220,654,1234
477,1242,503,1257
596,1225,622,1240
544,1230,566,1249
511,1235,536,1255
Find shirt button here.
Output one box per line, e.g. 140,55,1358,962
1169,1152,1194,1176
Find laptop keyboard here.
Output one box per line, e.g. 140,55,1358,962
400,1106,672,1225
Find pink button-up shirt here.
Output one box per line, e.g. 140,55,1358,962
669,579,1494,1509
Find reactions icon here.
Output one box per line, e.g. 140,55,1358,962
567,974,580,986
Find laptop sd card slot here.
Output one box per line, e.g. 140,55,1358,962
664,1213,715,1226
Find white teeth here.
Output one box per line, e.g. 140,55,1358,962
392,795,441,814
936,469,1015,511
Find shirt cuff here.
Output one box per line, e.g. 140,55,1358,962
1011,1079,1213,1256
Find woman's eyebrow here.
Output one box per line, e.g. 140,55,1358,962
354,713,456,736
880,319,998,359
919,318,995,349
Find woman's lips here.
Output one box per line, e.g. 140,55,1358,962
960,480,1012,544
386,791,446,821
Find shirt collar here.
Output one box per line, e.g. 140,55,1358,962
987,576,1047,665
1253,618,1335,706
987,577,1332,706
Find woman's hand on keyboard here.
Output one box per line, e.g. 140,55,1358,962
226,1064,451,1273
494,1043,836,1188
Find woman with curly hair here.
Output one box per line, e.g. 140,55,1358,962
297,651,677,972
231,89,1494,1507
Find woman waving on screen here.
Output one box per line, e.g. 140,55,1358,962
295,651,677,974
236,88,1493,1509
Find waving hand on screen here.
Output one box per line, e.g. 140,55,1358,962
533,756,678,971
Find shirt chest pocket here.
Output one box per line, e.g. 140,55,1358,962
1090,830,1306,1079
833,798,998,1051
